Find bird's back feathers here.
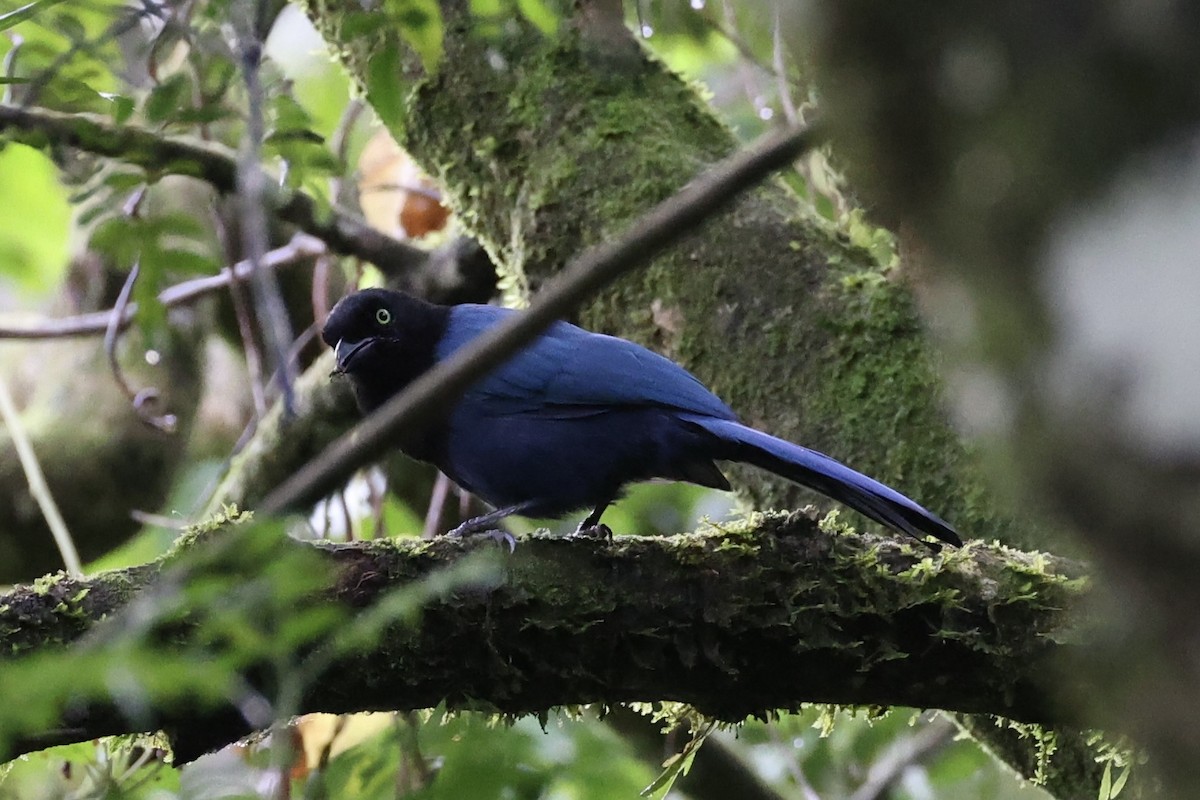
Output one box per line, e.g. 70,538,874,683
438,304,737,420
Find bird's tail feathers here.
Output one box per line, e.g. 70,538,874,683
686,416,960,546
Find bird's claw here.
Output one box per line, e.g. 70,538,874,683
446,525,517,553
569,522,613,541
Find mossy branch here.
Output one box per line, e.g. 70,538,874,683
0,515,1086,763
0,104,424,276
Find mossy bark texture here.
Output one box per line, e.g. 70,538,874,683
0,516,1085,762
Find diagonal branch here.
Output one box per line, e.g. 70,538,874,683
0,515,1087,763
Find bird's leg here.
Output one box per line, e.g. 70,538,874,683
446,501,537,551
571,500,613,540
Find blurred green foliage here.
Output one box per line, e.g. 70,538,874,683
0,145,70,295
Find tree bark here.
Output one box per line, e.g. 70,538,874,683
0,515,1085,764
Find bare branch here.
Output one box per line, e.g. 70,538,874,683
102,259,178,432
0,375,82,576
0,233,326,340
232,14,298,415
848,716,957,800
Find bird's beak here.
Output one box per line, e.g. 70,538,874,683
333,338,371,374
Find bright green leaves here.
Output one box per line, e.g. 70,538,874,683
362,0,444,135
0,0,126,112
467,0,563,35
0,144,70,294
265,91,340,208
143,73,193,126
87,211,217,339
366,38,407,134
640,721,713,799
313,711,653,800
515,0,561,36
384,0,444,72
0,0,66,33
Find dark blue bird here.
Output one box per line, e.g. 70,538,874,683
321,288,959,547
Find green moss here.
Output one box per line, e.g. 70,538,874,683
164,503,253,557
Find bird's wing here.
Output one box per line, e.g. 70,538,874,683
437,305,737,419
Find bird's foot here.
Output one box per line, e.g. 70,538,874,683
569,522,613,541
445,524,517,553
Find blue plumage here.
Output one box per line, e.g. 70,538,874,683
322,289,960,546
436,304,737,420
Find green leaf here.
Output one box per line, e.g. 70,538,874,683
0,145,71,293
157,248,219,276
1111,765,1130,797
383,0,444,72
1099,761,1112,800
339,11,385,40
269,93,316,135
105,92,135,124
132,258,168,341
51,9,86,42
144,73,193,124
516,0,560,35
640,722,713,799
0,0,67,33
468,0,502,16
365,38,406,134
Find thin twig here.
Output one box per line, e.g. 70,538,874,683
234,13,297,416
698,4,775,79
103,259,178,432
0,233,327,340
130,509,187,530
227,250,270,418
0,375,83,576
260,120,825,513
772,4,798,124
329,97,365,205
102,183,178,431
422,471,452,540
847,717,957,800
2,33,24,106
0,105,427,276
766,724,821,800
310,251,333,328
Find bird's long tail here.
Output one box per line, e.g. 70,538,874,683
687,416,960,546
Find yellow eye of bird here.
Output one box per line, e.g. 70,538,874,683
375,308,392,325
